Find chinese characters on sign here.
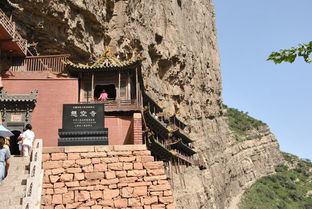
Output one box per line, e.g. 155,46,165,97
62,104,104,129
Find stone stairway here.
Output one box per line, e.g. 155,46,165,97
0,156,30,209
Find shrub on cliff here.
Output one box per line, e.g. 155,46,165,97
223,105,266,141
239,154,312,209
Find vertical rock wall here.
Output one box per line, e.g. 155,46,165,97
8,0,283,208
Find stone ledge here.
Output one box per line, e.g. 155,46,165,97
43,145,148,153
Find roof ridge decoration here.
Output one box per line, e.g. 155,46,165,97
65,49,145,71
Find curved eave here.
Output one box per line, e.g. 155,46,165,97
143,93,163,113
169,140,196,156
66,60,141,72
172,129,193,143
148,135,173,160
144,110,170,138
0,99,37,102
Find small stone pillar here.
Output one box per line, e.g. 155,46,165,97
133,113,143,144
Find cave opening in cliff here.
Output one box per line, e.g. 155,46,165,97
94,84,116,100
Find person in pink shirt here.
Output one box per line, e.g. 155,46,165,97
98,89,108,101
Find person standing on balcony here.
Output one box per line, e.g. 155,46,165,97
0,136,10,181
98,89,109,101
20,124,35,157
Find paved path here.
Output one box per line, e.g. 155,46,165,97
0,156,30,209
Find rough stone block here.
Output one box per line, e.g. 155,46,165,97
67,153,81,160
144,175,167,182
147,169,165,176
82,165,94,173
60,173,74,182
65,181,80,187
136,156,154,162
133,162,143,170
50,175,60,183
63,160,76,168
76,159,92,166
132,150,151,156
128,198,142,207
90,190,103,199
54,182,65,188
121,187,134,198
159,196,174,204
116,171,127,178
107,163,123,170
52,194,63,204
52,168,65,175
100,178,119,185
43,161,63,169
94,163,107,172
127,170,146,177
104,189,120,199
63,191,74,204
85,172,104,180
66,167,82,173
143,196,158,205
113,198,128,208
119,156,136,162
55,187,68,194
78,191,90,201
149,184,171,191
42,153,50,162
133,186,147,196
74,173,85,181
143,162,163,169
51,153,67,161
105,171,116,179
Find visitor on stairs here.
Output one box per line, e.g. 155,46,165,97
20,124,35,157
0,136,10,181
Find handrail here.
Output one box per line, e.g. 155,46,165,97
10,54,70,73
0,8,27,54
22,139,44,209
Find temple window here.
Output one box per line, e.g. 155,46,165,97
94,84,116,100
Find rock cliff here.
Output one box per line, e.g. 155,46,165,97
4,0,282,208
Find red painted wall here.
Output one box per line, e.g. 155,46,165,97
105,116,132,145
3,76,78,146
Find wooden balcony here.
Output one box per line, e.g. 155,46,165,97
81,99,142,112
10,54,69,73
0,8,27,56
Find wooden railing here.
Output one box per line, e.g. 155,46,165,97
22,139,44,209
0,8,27,54
82,99,142,111
10,54,70,73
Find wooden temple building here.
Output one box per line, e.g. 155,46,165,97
0,8,202,171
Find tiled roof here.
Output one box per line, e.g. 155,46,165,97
65,50,143,71
0,90,38,102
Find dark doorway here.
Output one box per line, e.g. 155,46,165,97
94,84,116,100
10,130,21,155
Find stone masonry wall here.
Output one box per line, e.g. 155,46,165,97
41,145,175,209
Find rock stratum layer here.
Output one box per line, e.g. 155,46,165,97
6,0,282,208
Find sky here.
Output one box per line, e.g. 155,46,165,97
214,0,312,160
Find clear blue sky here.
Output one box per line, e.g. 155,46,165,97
214,0,312,160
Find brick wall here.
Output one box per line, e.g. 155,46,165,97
42,145,175,209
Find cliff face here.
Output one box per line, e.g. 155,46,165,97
6,0,282,208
